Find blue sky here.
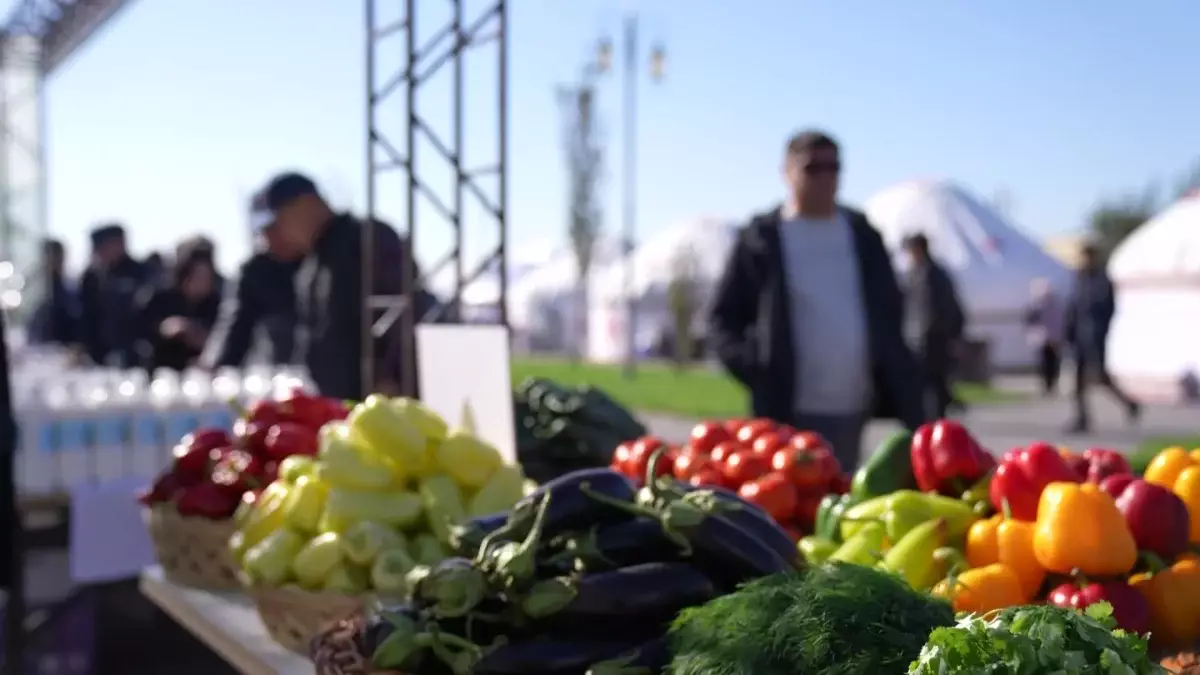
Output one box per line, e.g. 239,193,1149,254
30,0,1200,276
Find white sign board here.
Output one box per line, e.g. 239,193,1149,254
416,324,517,464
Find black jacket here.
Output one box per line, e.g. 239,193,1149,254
28,276,79,346
296,213,441,400
1065,268,1115,363
905,259,966,372
134,285,221,372
202,254,299,368
78,256,150,367
708,206,927,429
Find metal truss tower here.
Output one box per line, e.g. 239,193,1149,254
363,0,508,398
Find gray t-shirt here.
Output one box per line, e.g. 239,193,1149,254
779,212,871,414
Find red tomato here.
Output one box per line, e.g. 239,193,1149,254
828,473,852,495
689,468,726,488
610,442,636,476
793,492,825,531
688,421,732,455
626,442,675,482
723,418,746,436
673,451,713,481
790,431,830,452
710,440,742,465
722,451,770,487
738,473,798,522
772,445,839,490
751,431,792,458
736,420,776,446
633,436,667,455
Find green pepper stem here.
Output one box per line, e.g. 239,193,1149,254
644,447,671,500
1139,551,1168,575
475,518,523,565
578,483,693,554
1000,498,1013,521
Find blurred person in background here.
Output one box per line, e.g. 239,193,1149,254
28,238,80,347
1025,277,1064,396
134,246,221,372
901,233,966,419
143,251,167,286
249,171,443,399
708,130,926,469
1065,243,1141,433
201,219,300,368
177,235,226,297
78,224,150,367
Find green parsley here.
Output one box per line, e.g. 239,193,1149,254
909,602,1167,674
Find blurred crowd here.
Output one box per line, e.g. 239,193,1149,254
24,171,445,400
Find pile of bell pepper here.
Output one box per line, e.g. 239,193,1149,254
798,420,1200,650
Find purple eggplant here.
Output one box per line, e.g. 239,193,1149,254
587,637,671,674
521,562,716,627
684,513,793,588
680,482,799,567
472,639,644,675
550,518,681,572
449,512,510,556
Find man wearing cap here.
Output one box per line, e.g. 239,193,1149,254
201,219,300,368
249,172,442,399
78,223,150,367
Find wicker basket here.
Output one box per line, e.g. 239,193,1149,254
143,506,240,590
248,585,368,654
310,613,404,675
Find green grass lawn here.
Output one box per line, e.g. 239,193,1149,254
511,357,1024,419
1128,435,1200,476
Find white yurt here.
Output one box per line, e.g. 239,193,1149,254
864,180,1072,370
1107,192,1200,402
507,237,622,352
588,217,738,362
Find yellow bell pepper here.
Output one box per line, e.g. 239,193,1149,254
392,397,448,442
238,480,290,550
320,487,423,532
1032,481,1136,577
467,464,526,518
291,532,344,588
346,394,429,474
419,473,467,546
243,528,306,586
317,421,398,490
434,430,503,489
965,513,1044,601
1143,446,1200,542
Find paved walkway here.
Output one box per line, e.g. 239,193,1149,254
643,375,1200,460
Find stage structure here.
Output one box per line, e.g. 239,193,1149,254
363,0,509,397
0,0,133,314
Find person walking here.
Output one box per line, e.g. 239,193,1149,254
901,233,966,419
1065,243,1141,433
1025,277,1064,396
707,130,927,470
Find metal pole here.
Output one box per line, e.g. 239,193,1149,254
497,0,509,327
451,0,464,321
362,0,376,397
621,14,638,379
401,0,418,398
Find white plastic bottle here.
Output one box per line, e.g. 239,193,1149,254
56,376,93,490
118,369,161,480
15,380,62,496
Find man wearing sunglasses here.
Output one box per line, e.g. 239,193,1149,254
708,130,927,470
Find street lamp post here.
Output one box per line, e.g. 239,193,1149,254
595,15,665,379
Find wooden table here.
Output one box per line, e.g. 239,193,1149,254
139,566,312,675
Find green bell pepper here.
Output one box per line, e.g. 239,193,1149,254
849,430,916,500
798,536,838,565
815,493,858,543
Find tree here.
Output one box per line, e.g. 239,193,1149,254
666,244,702,370
1087,186,1157,257
558,84,604,360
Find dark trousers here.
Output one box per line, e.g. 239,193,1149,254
792,411,866,472
1039,343,1061,394
922,342,953,420
1073,356,1134,422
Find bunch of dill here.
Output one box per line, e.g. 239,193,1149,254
667,563,955,675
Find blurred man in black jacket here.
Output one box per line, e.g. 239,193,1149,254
902,233,966,419
28,238,79,347
249,172,441,399
78,224,150,367
202,225,300,368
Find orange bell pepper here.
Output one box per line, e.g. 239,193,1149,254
964,511,1044,600
1032,481,1137,576
1143,447,1200,543
931,551,1027,614
1129,555,1200,648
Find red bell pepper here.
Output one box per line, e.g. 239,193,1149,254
910,419,995,495
989,441,1080,521
1047,578,1151,635
1071,447,1131,484
1100,474,1191,561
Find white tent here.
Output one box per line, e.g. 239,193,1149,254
864,180,1072,370
589,217,738,362
506,237,622,351
1107,194,1200,402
